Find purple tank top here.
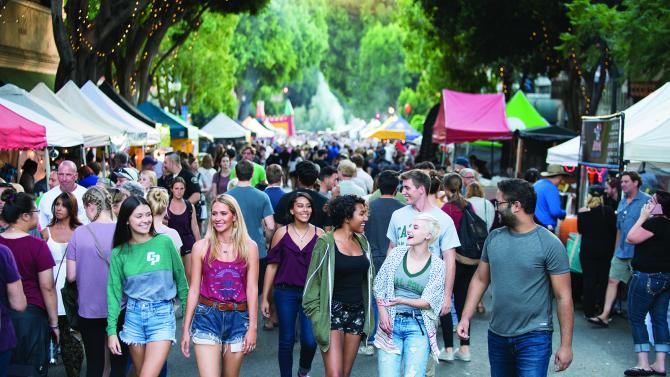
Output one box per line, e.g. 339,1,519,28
167,199,196,253
200,245,247,303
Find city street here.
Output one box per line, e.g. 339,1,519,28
51,297,636,377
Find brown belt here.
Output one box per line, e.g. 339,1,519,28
198,296,247,312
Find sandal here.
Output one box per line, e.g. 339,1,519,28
624,367,654,376
587,316,609,328
651,367,667,376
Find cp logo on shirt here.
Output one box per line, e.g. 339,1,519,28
147,251,160,265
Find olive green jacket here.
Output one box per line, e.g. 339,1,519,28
302,231,375,352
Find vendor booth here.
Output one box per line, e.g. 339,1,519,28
242,116,275,139
379,115,421,141
138,101,200,153
201,113,251,142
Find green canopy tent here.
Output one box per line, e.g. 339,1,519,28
505,91,549,131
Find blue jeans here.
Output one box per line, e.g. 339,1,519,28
120,299,176,345
377,313,431,377
628,271,670,353
0,350,11,377
488,330,552,377
274,286,317,377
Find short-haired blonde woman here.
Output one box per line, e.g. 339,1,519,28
181,194,259,377
147,187,183,251
373,213,445,377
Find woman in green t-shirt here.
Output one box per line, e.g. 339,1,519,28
106,195,188,377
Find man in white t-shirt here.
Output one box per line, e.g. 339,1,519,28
38,160,89,228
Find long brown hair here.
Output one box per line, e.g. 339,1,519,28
444,173,468,209
48,192,82,229
205,194,251,265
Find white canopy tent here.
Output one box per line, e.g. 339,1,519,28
547,82,670,166
57,81,140,147
0,84,111,148
202,113,250,140
30,84,116,147
80,81,161,145
0,97,84,147
241,116,274,138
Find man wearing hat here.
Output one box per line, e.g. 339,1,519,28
111,167,139,187
533,164,569,230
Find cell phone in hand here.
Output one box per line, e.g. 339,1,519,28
651,204,663,215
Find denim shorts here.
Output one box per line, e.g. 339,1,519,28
191,303,249,349
330,301,365,335
120,298,176,345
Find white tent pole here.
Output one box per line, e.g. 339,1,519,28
44,148,51,180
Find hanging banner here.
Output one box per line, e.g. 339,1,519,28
579,114,623,169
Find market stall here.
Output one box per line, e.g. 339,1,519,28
201,113,251,141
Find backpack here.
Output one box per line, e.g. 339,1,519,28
458,205,489,259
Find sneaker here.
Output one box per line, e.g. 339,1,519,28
454,349,472,362
358,345,374,356
438,348,454,362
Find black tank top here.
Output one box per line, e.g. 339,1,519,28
332,243,369,304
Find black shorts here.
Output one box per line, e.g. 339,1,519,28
330,301,365,335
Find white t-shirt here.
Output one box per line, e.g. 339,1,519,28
387,205,461,258
353,168,374,194
198,167,216,192
156,224,183,251
467,197,495,230
38,185,89,229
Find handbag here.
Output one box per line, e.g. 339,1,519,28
61,225,110,330
565,232,582,274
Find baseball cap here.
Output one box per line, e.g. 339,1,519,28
112,167,139,182
141,156,158,167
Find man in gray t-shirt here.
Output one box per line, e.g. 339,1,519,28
457,178,573,376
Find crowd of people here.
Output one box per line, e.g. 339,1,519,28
0,138,667,377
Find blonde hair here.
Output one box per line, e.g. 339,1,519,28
337,160,357,177
205,194,251,265
83,186,113,222
587,194,603,209
465,181,484,199
140,170,157,186
414,213,441,246
146,187,169,215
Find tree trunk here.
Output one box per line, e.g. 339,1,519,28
51,0,76,90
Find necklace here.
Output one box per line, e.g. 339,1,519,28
293,224,309,242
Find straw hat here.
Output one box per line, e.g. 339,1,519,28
541,164,569,177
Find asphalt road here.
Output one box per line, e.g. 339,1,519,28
49,297,637,377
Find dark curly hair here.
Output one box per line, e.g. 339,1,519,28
1,190,35,224
328,194,366,229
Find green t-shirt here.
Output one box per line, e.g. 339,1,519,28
106,234,188,335
230,161,267,187
368,189,407,204
393,252,431,312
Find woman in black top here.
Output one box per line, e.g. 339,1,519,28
623,190,670,376
577,185,616,318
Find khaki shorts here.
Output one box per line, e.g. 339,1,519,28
609,256,632,283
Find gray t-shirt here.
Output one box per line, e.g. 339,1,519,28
366,197,405,270
387,205,461,259
481,226,570,337
393,253,431,312
227,186,274,258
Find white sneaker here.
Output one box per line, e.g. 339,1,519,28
357,345,374,356
454,348,472,362
438,348,454,362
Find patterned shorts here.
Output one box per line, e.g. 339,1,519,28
330,301,365,335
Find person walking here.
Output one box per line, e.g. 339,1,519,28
275,161,331,231
168,177,201,280
147,187,183,251
40,192,83,377
66,186,129,377
439,173,477,362
0,191,58,376
456,178,573,377
466,182,495,231
577,185,617,319
262,192,324,377
38,160,89,228
589,171,650,327
106,196,188,377
622,191,670,376
533,164,568,230
212,154,232,197
303,195,374,377
0,243,26,377
374,214,446,377
180,194,259,377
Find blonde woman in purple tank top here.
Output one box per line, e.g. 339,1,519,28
180,194,259,377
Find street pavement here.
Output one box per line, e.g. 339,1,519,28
51,297,636,377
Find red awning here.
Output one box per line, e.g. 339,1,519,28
0,103,47,150
432,89,512,144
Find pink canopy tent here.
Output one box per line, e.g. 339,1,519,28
0,103,47,150
432,89,512,144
